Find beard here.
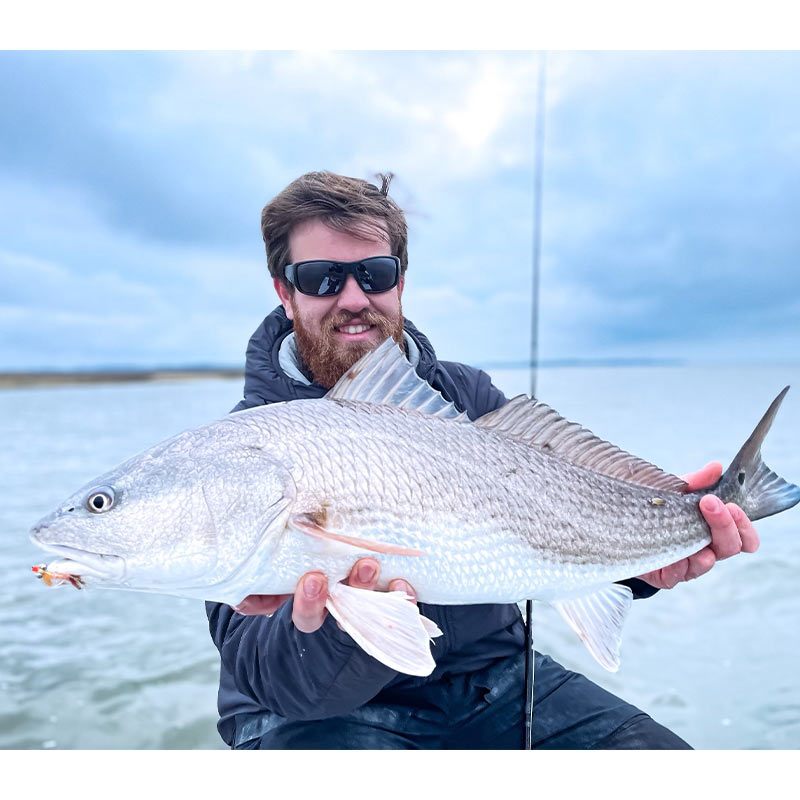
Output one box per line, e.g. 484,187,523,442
291,300,405,389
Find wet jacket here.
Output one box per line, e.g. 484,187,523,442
206,307,656,747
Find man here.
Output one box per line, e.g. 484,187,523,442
206,171,759,749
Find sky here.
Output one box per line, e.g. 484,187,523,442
1,50,798,371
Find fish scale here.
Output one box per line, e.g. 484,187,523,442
247,398,710,601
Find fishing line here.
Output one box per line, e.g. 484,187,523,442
525,49,547,752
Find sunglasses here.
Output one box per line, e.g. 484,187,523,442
284,255,400,297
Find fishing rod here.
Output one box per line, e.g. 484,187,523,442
525,50,547,752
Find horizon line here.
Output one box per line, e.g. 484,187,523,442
2,356,800,387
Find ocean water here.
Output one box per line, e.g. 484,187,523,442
1,364,798,750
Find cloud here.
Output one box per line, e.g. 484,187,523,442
531,51,800,361
0,51,798,370
404,284,532,366
0,51,538,249
0,182,272,369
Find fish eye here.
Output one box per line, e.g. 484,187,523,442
86,486,116,514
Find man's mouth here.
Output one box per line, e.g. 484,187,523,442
334,322,376,339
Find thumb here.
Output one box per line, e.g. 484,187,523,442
292,572,329,633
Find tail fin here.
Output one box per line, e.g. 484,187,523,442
718,386,800,521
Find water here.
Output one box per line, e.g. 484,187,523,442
1,365,798,749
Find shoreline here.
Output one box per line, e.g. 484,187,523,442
0,369,244,389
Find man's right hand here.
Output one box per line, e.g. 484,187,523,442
232,558,417,632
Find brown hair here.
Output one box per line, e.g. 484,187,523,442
260,171,408,283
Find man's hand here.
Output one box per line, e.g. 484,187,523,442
232,558,416,632
638,461,760,589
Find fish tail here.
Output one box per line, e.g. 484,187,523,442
716,386,800,520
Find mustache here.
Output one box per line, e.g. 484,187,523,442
323,308,395,332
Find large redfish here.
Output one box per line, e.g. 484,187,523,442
30,339,800,676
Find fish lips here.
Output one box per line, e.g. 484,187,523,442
30,536,127,584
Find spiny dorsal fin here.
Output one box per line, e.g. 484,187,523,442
476,396,689,493
325,337,467,421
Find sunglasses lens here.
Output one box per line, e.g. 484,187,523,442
294,261,344,296
356,257,398,292
291,257,399,296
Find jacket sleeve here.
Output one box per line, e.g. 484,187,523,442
471,367,509,416
206,598,397,721
437,361,508,419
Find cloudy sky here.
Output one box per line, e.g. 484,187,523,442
1,50,798,371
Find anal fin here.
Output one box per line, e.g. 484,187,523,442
552,583,633,672
326,582,442,676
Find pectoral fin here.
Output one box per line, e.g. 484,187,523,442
552,583,633,672
291,513,425,556
326,582,442,677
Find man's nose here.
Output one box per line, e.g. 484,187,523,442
335,275,370,312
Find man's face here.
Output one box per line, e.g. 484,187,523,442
274,218,405,388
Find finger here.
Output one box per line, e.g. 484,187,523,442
727,503,760,553
292,572,328,633
680,461,723,491
684,547,717,580
658,559,690,589
347,558,381,590
388,578,417,602
233,594,291,616
636,568,664,589
699,495,742,559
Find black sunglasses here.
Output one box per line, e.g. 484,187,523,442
284,256,400,297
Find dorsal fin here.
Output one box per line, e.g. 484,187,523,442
325,337,467,421
476,396,689,493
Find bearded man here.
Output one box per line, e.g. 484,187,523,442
206,171,759,749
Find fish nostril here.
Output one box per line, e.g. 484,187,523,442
67,507,75,513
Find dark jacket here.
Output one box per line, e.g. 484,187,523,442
206,307,656,747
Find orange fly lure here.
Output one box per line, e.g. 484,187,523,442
32,564,85,590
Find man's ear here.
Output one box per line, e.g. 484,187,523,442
273,278,294,320
397,274,405,299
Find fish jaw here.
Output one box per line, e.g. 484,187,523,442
30,509,127,587
29,539,127,588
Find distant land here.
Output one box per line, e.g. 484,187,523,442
0,367,244,389
0,357,683,389
476,357,688,370
4,355,797,389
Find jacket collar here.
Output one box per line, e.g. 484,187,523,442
277,330,422,386
240,306,440,405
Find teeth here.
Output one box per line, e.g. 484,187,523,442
339,324,370,335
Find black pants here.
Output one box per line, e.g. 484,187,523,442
234,651,691,750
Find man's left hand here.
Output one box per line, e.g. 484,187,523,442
637,461,760,589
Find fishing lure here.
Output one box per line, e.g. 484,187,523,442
32,564,85,590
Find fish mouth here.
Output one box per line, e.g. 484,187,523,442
30,540,127,584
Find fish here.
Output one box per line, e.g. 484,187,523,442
30,339,800,676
